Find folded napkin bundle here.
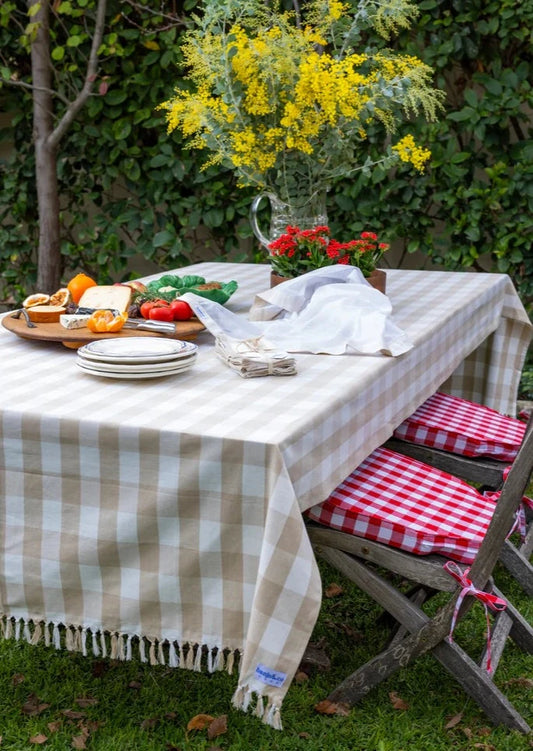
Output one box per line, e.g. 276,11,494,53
214,334,297,378
180,293,297,377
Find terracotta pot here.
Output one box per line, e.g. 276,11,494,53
367,269,386,294
270,268,387,293
270,271,290,287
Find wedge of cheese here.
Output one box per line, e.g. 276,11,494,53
78,285,132,313
60,313,92,329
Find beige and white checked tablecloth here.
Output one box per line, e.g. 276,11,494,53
0,263,531,728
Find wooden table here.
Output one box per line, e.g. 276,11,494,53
0,263,530,728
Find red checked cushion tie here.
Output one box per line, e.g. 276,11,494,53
307,446,498,565
393,392,526,461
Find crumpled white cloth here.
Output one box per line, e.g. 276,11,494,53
180,265,412,360
248,266,413,356
214,334,297,378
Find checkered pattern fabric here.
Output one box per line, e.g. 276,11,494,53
1,264,531,729
393,391,526,461
306,447,497,564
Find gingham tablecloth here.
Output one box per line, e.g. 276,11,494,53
0,263,530,728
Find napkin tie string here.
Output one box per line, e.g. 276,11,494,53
443,561,507,674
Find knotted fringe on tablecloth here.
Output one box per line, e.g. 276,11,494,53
0,614,240,674
231,684,283,730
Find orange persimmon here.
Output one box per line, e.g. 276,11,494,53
87,310,128,333
67,273,97,303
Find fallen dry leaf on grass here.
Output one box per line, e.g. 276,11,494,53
47,721,62,733
389,691,409,710
61,709,86,721
504,676,533,689
22,694,50,716
140,717,159,730
71,733,88,749
444,711,463,729
29,734,47,745
12,673,25,686
187,714,215,732
75,697,98,708
207,715,227,740
325,583,343,598
314,699,350,716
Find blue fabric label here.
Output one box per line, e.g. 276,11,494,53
254,663,287,688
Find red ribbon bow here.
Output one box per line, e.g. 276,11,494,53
443,561,507,674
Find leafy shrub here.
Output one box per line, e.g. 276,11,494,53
0,0,532,319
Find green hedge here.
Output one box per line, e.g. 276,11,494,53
0,0,532,315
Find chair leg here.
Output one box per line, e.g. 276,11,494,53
498,538,533,598
315,545,531,733
490,584,533,653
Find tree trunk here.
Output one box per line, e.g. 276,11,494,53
30,0,62,293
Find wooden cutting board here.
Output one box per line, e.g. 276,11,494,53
2,314,205,349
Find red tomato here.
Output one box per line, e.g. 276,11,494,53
140,299,168,319
149,305,175,322
169,300,193,321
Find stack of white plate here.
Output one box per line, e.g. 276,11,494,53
76,337,198,379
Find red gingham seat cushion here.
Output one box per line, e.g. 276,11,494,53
306,446,497,564
393,392,526,462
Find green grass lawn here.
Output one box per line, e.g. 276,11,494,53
0,560,531,750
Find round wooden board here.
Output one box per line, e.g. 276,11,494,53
2,314,205,349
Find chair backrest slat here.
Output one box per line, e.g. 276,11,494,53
470,414,533,586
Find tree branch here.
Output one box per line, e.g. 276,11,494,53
47,0,107,150
0,75,70,105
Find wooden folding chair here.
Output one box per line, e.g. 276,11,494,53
385,392,533,596
306,414,533,732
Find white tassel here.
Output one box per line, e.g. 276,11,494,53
126,635,132,661
179,642,185,668
168,642,178,668
265,702,283,730
30,623,42,645
231,685,245,710
226,650,235,675
15,619,21,641
81,628,87,657
117,634,125,660
53,624,61,649
185,644,194,670
23,621,31,643
241,688,252,712
149,641,157,666
157,642,165,665
193,645,202,672
254,694,265,719
213,648,225,671
100,631,107,658
92,631,99,656
139,638,147,663
5,619,13,640
65,626,74,651
44,622,51,647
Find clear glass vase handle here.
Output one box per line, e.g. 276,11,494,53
250,192,275,249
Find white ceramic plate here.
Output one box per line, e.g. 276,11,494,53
76,353,197,374
78,337,198,364
76,360,196,379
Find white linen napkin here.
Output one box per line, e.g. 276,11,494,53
181,265,412,361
